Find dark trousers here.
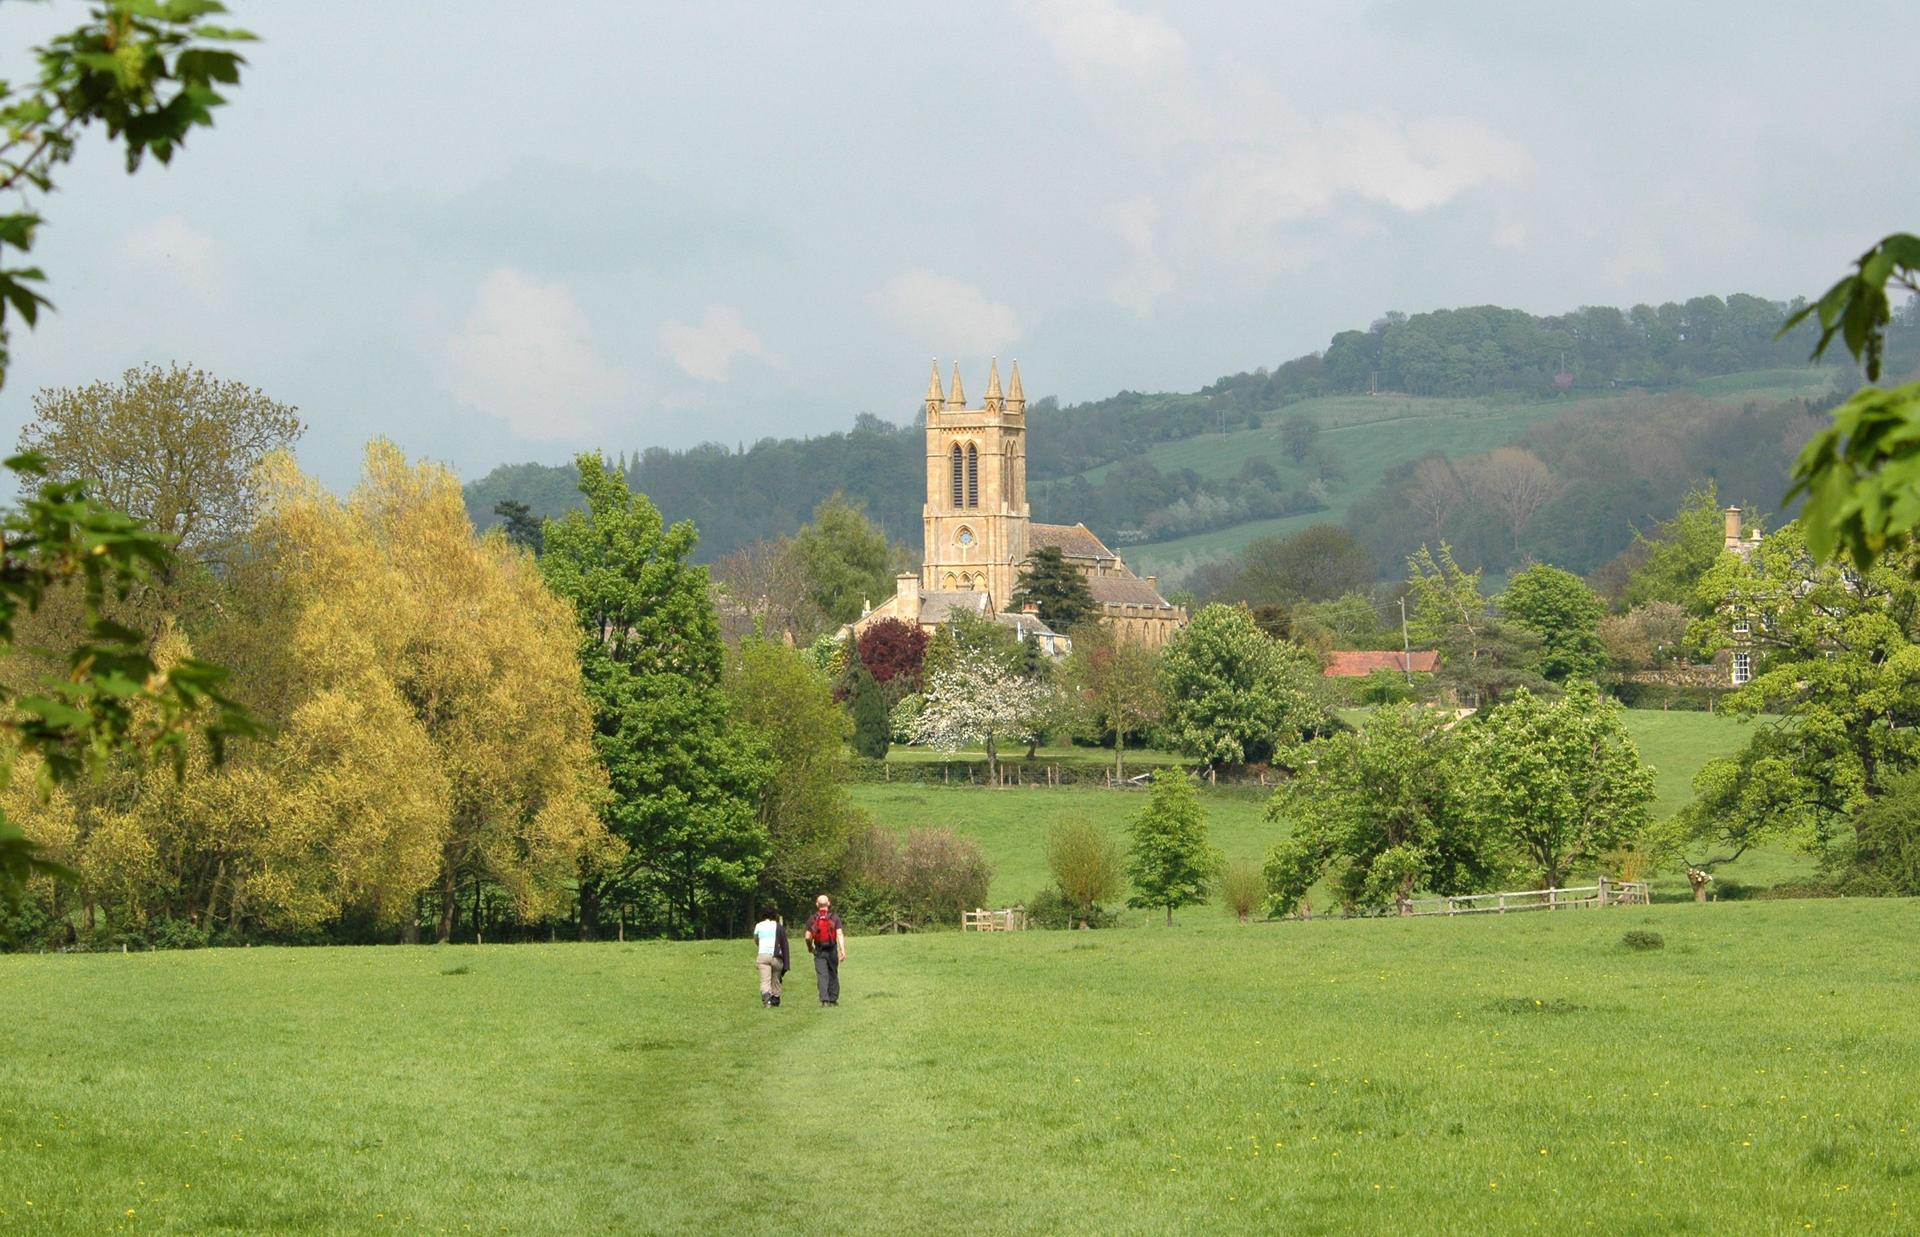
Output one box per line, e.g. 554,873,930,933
813,948,840,1002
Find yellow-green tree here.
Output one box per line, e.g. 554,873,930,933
255,442,608,941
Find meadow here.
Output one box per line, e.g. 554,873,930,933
4,900,1916,1233
1118,369,1836,578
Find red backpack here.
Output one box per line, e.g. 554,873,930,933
810,912,837,947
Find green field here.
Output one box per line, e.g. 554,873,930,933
1114,370,1836,579
5,900,1915,1233
862,709,1809,908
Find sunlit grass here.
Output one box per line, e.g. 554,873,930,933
4,899,1914,1233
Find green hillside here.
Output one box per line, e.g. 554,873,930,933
1116,369,1836,580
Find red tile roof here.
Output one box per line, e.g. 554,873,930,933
1323,650,1439,677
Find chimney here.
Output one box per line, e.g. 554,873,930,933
1022,602,1039,615
1146,575,1158,590
1723,507,1743,551
895,573,920,625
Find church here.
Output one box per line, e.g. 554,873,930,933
852,359,1188,650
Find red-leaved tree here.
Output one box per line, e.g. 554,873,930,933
856,618,928,689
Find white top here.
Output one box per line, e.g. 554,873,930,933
753,919,778,955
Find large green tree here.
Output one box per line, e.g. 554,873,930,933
1060,624,1163,779
541,455,770,938
1685,524,1920,859
1010,545,1097,631
791,494,896,626
1125,769,1221,925
1619,485,1731,609
727,636,864,911
1158,603,1325,769
1263,704,1502,916
1499,563,1607,682
1462,683,1655,888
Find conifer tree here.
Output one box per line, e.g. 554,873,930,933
849,665,891,760
1011,546,1098,631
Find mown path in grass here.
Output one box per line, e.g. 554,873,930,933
4,900,1916,1233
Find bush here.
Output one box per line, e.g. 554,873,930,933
1027,884,1117,930
1219,859,1264,922
1620,930,1665,951
149,918,211,951
1044,816,1122,927
840,824,993,929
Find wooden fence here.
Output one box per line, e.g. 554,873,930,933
961,906,1028,932
1403,877,1649,917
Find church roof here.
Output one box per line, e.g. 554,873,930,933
1030,522,1117,562
916,591,991,624
1088,574,1175,608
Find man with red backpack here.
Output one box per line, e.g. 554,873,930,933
805,893,846,1006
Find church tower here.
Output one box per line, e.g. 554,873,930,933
922,358,1029,606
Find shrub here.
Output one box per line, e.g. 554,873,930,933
1219,859,1264,922
1027,885,1116,930
1620,930,1665,951
841,824,993,929
1044,816,1122,927
149,918,211,951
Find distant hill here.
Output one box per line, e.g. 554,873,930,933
464,292,1902,571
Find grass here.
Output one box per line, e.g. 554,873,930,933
864,709,1814,907
1115,370,1836,579
4,899,1916,1232
882,742,1186,768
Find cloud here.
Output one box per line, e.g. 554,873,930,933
1019,0,1188,81
120,215,229,305
658,305,780,382
871,271,1023,356
1021,2,1529,311
438,268,631,441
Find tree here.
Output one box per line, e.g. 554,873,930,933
541,454,769,938
0,5,252,391
711,536,820,645
727,636,865,911
1010,545,1098,631
1667,728,1826,894
909,645,1052,783
1227,525,1376,606
791,495,896,626
1596,602,1690,671
258,443,608,942
1620,485,1730,609
1263,704,1503,916
1851,770,1920,896
854,617,928,698
1045,816,1121,928
1782,232,1920,572
1158,604,1325,769
1405,455,1465,543
1461,683,1655,888
1061,624,1163,779
1406,544,1547,707
0,3,257,908
1468,447,1555,558
1281,415,1319,464
492,498,543,554
1499,563,1607,681
18,365,301,567
1125,769,1221,925
1688,523,1920,850
848,665,891,760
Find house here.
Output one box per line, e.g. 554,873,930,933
1322,650,1440,678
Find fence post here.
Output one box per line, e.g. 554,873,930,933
1498,894,1506,914
1597,876,1608,908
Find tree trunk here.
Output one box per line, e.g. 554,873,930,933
985,733,998,785
1164,904,1172,927
436,868,457,944
578,878,602,941
403,893,421,944
1114,732,1125,783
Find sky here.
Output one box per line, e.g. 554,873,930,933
5,0,1917,490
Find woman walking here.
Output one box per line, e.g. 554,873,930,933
753,908,790,1008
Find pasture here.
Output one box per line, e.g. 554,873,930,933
4,900,1916,1233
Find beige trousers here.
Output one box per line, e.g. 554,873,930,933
757,953,782,999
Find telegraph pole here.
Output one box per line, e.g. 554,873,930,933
1398,595,1413,686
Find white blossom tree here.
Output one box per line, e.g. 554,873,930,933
910,648,1052,783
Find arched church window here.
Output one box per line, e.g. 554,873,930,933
966,444,979,507
962,574,976,591
950,444,964,508
943,572,958,590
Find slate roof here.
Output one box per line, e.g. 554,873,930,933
916,591,991,624
1030,522,1117,562
1322,650,1439,678
1088,574,1174,608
